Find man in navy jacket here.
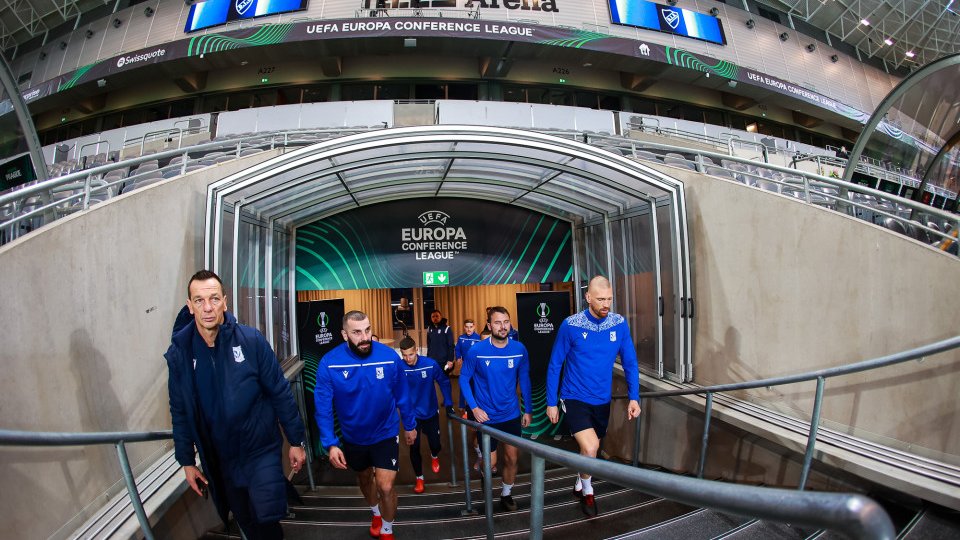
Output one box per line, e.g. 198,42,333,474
166,270,306,540
314,310,417,540
426,309,455,374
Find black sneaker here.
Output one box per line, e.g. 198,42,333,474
580,494,598,517
500,494,518,512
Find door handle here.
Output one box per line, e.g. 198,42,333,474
680,297,687,318
658,296,664,316
688,298,695,319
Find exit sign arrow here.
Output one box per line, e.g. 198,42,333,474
423,271,449,286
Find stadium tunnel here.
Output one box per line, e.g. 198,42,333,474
205,125,694,381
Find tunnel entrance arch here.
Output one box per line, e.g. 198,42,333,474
203,126,694,381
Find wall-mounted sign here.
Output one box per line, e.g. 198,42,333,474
608,0,726,46
296,198,573,290
184,0,308,33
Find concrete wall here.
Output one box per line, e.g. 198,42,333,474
670,165,960,464
0,150,278,540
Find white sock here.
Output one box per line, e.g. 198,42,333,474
501,483,513,496
574,476,582,491
431,454,438,459
381,520,393,534
416,475,424,480
581,476,593,496
474,446,482,457
370,504,381,516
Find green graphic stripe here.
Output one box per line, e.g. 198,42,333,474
331,216,389,289
58,63,98,91
521,218,560,284
563,265,573,282
188,23,294,57
541,230,571,283
295,265,325,290
537,30,610,49
299,229,358,289
311,222,371,289
501,215,544,284
482,214,533,284
665,46,739,79
295,242,346,289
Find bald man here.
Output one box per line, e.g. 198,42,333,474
545,276,641,517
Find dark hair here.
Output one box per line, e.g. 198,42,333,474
342,310,368,327
398,336,416,350
431,309,442,315
487,306,510,323
464,318,474,324
188,270,223,298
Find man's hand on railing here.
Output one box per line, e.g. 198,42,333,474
183,465,208,497
289,445,306,474
546,405,560,424
472,407,490,423
328,446,348,469
627,400,641,420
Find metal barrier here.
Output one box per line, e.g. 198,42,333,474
0,428,173,540
615,335,960,489
447,413,896,540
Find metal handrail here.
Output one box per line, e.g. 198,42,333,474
446,414,895,540
0,428,173,540
614,335,960,490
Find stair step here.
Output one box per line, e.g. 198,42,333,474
712,519,812,539
610,508,752,539
287,478,617,523
899,509,960,539
279,486,665,539
296,466,575,508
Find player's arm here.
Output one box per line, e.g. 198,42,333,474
433,359,454,407
545,321,572,423
619,323,642,419
518,347,533,428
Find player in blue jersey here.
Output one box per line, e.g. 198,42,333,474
398,336,454,494
460,306,533,513
314,310,418,540
546,276,641,518
453,318,486,469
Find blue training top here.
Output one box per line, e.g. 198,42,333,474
314,341,417,449
402,355,454,420
460,338,533,424
455,332,483,360
546,309,641,407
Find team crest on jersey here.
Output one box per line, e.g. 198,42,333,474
421,371,427,379
376,367,384,379
392,458,397,466
508,358,514,368
233,346,245,363
582,332,588,339
610,331,617,341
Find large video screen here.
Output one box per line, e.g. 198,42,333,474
184,0,308,33
609,0,726,45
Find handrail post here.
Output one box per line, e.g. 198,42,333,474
481,432,494,539
115,441,155,540
529,455,545,540
82,174,92,210
447,413,458,487
631,399,642,467
798,376,826,491
459,422,475,515
697,393,713,479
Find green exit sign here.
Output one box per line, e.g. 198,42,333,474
423,271,449,286
260,77,269,83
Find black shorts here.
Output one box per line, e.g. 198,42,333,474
342,435,400,472
561,399,611,438
484,416,522,453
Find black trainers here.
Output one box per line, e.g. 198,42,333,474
500,494,518,512
580,494,598,517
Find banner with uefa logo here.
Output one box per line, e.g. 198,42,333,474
296,298,345,453
515,290,571,438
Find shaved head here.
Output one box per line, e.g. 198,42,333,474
585,275,613,319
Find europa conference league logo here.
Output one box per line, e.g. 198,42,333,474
400,210,468,261
533,302,555,334
315,311,334,345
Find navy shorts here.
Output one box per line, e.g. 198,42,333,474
342,435,400,472
562,399,611,438
483,416,522,453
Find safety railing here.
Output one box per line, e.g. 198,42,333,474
585,133,960,250
0,428,173,540
614,335,960,490
446,413,896,540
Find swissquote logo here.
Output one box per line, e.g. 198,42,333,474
401,209,467,261
116,48,166,68
533,302,555,335
662,9,681,30
235,0,254,16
